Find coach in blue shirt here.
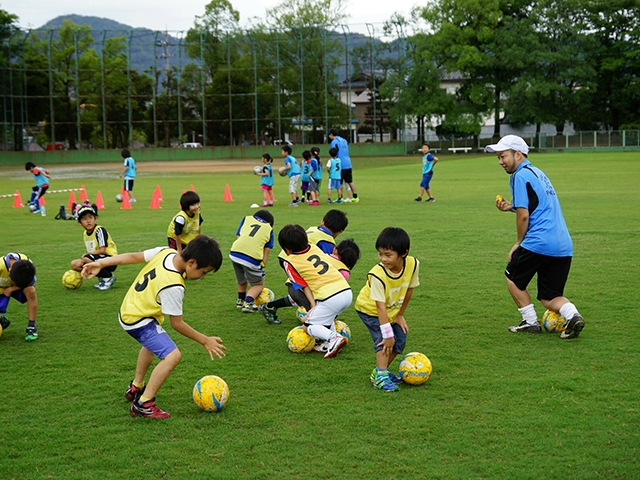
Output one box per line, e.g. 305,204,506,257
329,129,359,203
489,135,585,339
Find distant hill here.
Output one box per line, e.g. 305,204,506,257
41,15,184,72
38,15,395,79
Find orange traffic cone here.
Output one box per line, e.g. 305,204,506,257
12,190,23,208
95,191,105,210
80,185,88,201
150,189,161,209
120,186,131,210
38,194,46,206
67,190,77,210
155,185,163,202
189,184,195,192
223,184,233,202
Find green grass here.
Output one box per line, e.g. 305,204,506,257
0,152,638,479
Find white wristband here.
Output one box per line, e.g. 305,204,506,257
380,322,394,339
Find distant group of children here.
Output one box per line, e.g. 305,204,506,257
254,145,357,207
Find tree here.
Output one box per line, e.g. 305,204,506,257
0,9,20,150
420,0,540,138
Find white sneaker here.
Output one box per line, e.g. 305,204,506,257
324,334,347,358
40,206,46,216
97,276,116,291
130,198,137,203
313,340,330,353
343,198,351,203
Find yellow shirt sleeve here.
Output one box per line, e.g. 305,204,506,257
369,275,386,303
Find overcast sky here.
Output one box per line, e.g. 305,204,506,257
2,0,420,35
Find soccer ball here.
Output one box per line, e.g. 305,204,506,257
115,194,123,202
334,320,351,344
278,166,287,176
193,375,229,412
62,269,82,289
253,165,263,175
254,288,275,306
286,326,315,353
29,204,38,212
398,352,432,386
296,306,307,324
542,309,567,333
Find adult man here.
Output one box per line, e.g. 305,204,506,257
488,135,584,339
329,129,359,203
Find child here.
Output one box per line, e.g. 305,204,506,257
309,146,322,205
306,209,349,254
255,153,275,207
355,227,420,392
0,253,39,341
260,238,360,330
70,205,118,291
229,209,275,313
300,150,313,203
281,145,301,206
414,143,438,202
118,148,137,203
276,224,352,358
81,235,226,419
25,161,51,214
326,147,342,204
167,191,203,254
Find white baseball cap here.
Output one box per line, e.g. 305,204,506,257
485,135,530,155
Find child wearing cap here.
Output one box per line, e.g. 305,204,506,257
69,204,118,290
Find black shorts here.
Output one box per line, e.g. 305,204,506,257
341,168,353,184
168,238,187,251
83,253,117,276
505,247,572,301
124,179,134,191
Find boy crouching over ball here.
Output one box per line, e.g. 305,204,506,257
82,235,226,418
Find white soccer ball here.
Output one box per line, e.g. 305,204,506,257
29,204,38,212
115,194,123,203
253,166,263,175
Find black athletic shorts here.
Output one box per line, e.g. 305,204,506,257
341,168,353,184
505,246,572,301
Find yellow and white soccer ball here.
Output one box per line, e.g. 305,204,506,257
334,320,351,344
398,352,432,385
541,309,567,333
296,306,307,324
254,288,275,306
62,269,82,289
286,326,315,353
193,375,230,412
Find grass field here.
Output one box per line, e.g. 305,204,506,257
0,152,638,479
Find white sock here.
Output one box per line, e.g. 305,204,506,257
559,303,579,320
518,304,538,325
306,324,332,341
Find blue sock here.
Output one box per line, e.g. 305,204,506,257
245,296,254,304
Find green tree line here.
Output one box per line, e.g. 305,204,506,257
0,0,638,150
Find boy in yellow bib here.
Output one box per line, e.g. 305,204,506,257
167,191,203,253
70,205,118,290
355,227,420,392
0,253,39,341
278,224,352,358
81,235,226,419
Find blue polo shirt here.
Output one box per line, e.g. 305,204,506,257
510,160,573,257
330,136,352,169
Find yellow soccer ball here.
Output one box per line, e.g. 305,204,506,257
62,270,83,289
296,306,307,324
334,320,351,344
398,352,432,386
193,375,230,412
254,288,275,306
0,323,3,338
541,309,567,333
286,326,314,353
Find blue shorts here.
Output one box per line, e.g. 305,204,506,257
357,311,407,354
420,172,433,189
329,179,341,190
125,320,177,360
0,289,28,313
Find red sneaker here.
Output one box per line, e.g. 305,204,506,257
124,381,145,401
130,398,170,419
